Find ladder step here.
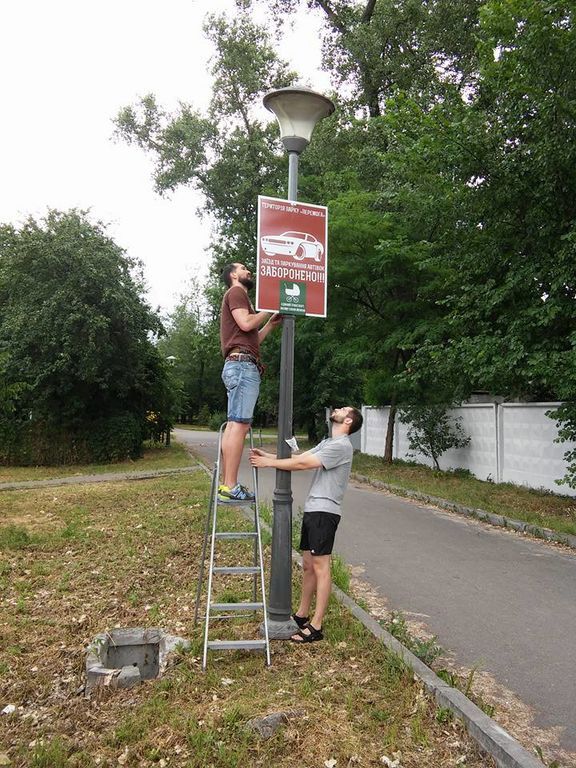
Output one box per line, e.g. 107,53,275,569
211,602,264,612
213,566,260,575
217,498,255,506
207,640,267,651
214,532,257,540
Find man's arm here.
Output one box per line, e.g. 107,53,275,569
249,449,322,471
231,307,273,332
258,314,282,343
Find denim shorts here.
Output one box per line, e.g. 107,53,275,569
222,360,261,424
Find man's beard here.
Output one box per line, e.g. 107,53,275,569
239,276,254,290
329,412,343,424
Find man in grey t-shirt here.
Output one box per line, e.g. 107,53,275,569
249,406,363,643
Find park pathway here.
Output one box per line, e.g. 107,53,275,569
174,427,576,759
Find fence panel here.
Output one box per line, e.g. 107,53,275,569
361,406,390,457
392,405,497,479
360,402,576,496
500,404,576,496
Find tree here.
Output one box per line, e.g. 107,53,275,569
408,0,576,401
253,0,483,115
115,12,295,269
399,405,470,470
0,210,172,464
157,281,224,422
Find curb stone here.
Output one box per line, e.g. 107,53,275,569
192,459,545,768
0,466,201,492
352,472,576,551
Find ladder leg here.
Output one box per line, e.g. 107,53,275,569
194,459,218,625
202,423,226,670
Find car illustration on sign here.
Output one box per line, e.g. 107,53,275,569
260,231,324,262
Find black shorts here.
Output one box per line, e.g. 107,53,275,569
299,511,340,556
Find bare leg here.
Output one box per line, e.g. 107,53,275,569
309,554,331,630
295,551,316,618
291,554,331,641
221,420,250,488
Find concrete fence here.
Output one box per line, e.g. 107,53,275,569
360,403,576,497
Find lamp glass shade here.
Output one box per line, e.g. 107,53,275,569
263,87,335,145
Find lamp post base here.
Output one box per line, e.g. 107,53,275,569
261,618,298,640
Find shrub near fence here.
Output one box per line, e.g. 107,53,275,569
361,403,576,497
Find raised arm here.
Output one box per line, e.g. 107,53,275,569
231,307,272,332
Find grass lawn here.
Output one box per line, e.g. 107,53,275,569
0,441,193,484
0,474,494,768
353,453,576,538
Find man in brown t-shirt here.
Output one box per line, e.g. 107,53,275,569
218,263,281,502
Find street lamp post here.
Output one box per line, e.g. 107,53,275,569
262,87,335,638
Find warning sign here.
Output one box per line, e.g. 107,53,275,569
256,195,327,317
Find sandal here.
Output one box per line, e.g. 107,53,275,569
291,613,309,629
291,623,323,643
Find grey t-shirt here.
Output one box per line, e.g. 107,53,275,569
304,435,353,516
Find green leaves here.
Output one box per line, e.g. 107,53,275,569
0,210,172,463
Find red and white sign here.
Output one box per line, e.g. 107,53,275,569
256,195,328,317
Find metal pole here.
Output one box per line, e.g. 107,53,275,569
266,150,299,637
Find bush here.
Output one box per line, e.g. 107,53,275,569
85,414,144,462
197,404,211,426
0,413,144,466
208,411,228,431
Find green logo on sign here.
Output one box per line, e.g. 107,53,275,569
279,281,306,315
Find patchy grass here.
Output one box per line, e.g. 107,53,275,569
0,474,494,768
0,441,193,484
353,454,576,537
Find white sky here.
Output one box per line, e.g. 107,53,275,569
0,0,328,315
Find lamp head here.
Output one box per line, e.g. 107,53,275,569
263,86,335,154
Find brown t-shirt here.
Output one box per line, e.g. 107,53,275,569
220,285,260,360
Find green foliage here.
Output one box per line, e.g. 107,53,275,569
0,210,173,465
115,12,295,268
116,0,576,485
208,411,228,432
399,406,471,470
30,737,69,767
157,281,224,423
331,554,351,592
0,414,144,466
549,403,576,488
381,611,443,666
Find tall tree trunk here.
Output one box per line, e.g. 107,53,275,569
384,395,397,464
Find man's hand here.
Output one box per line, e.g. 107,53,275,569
269,313,284,326
249,448,275,468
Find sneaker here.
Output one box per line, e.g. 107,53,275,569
218,483,255,503
217,484,230,502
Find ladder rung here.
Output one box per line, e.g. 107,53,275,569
217,498,255,506
214,531,257,540
212,566,260,575
211,602,263,612
207,640,267,651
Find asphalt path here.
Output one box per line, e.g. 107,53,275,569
175,428,576,755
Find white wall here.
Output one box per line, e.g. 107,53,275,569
361,403,576,497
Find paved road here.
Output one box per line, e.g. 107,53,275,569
175,428,576,755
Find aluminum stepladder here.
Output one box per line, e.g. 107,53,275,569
194,423,271,670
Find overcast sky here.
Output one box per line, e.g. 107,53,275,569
0,0,328,315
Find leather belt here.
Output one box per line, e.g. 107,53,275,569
226,352,258,365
